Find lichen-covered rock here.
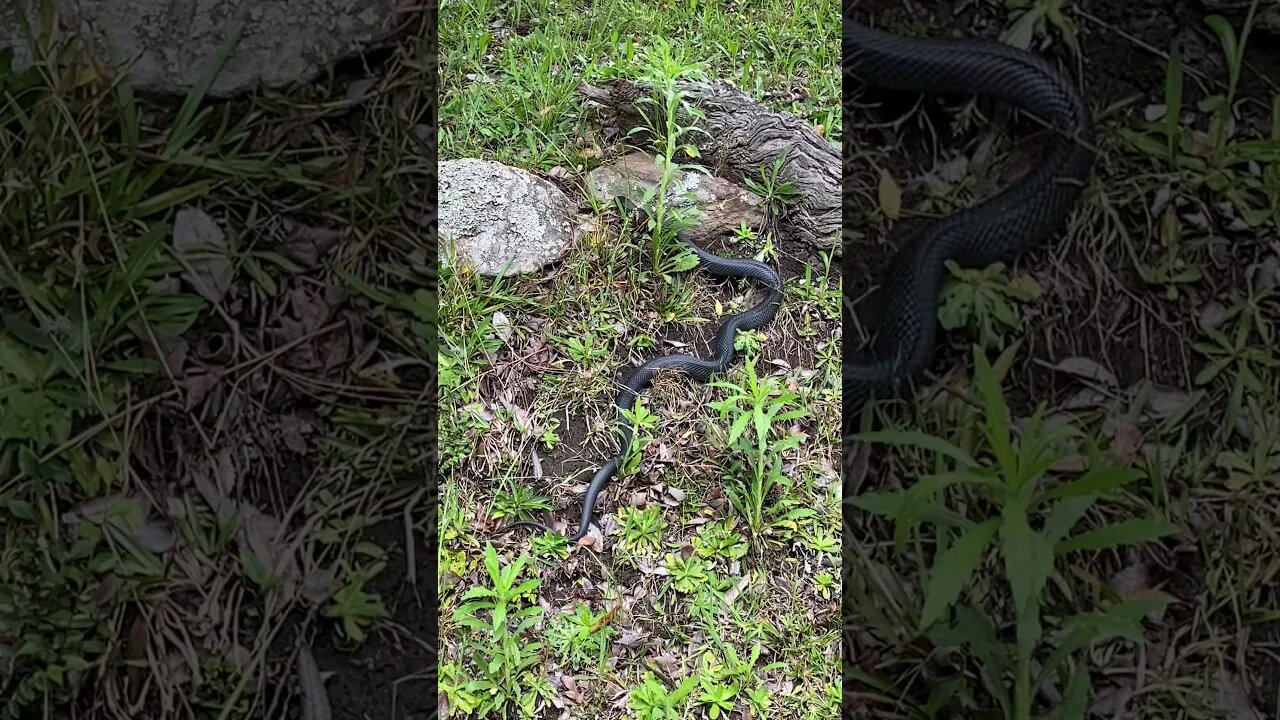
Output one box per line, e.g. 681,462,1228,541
439,159,581,277
585,151,768,247
0,0,403,97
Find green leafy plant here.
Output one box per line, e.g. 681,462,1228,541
491,485,555,523
447,543,550,718
619,505,667,553
1123,13,1280,230
322,543,389,645
439,661,482,716
853,345,1178,719
528,532,571,561
800,526,840,556
746,685,773,715
1215,395,1280,489
1001,0,1080,56
616,397,661,477
813,571,836,600
695,679,739,718
545,602,617,670
1191,287,1280,426
689,642,784,718
663,553,712,594
707,355,813,539
630,37,710,275
743,153,801,216
551,332,611,366
1126,203,1204,300
691,518,748,563
938,261,1041,351
628,671,699,720
0,524,110,715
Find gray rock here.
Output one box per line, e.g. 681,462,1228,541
439,159,581,278
584,151,767,247
1,0,401,97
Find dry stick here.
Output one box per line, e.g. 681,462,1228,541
404,484,427,605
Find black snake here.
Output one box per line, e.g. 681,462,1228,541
499,200,784,544
843,19,1094,424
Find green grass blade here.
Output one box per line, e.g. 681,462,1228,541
1204,15,1241,90
163,22,244,158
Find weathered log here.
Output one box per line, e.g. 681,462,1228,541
579,80,840,251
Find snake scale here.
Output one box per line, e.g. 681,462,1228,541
499,200,784,544
843,19,1094,424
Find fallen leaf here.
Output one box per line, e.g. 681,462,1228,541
1141,443,1180,467
1108,421,1143,464
301,565,336,606
651,654,680,680
938,156,970,183
617,628,648,649
237,503,299,597
297,646,333,720
182,370,221,411
294,285,337,333
189,450,239,517
239,504,285,569
280,414,310,454
1148,387,1192,419
1053,356,1118,387
1199,301,1229,331
172,207,233,303
278,219,342,268
344,78,375,103
1107,562,1151,599
493,311,513,343
133,520,177,553
123,614,149,662
1252,254,1280,291
1089,681,1135,717
1061,388,1109,409
877,169,902,220
1211,668,1263,720
722,575,750,606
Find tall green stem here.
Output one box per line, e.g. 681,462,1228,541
1014,651,1031,720
650,75,681,270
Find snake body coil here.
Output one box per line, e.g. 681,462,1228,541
501,214,783,544
843,20,1094,421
